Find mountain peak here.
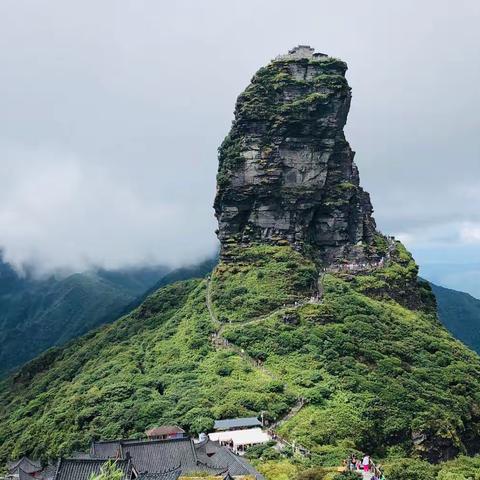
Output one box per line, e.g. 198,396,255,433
214,48,377,266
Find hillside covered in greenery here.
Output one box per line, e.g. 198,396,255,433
431,282,480,354
0,257,169,375
1,243,480,478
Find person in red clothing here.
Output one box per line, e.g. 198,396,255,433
362,455,370,472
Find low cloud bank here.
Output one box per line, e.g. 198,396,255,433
0,143,218,275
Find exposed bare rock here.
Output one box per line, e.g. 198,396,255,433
214,46,377,266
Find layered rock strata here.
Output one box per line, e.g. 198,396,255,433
214,46,377,266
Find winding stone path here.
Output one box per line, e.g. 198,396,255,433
205,275,313,456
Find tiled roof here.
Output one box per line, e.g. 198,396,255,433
39,464,57,480
7,457,42,474
145,426,185,437
18,468,37,480
195,440,264,480
90,436,262,477
70,452,94,459
120,438,214,475
90,438,152,459
54,458,131,480
91,440,124,458
217,448,264,479
213,417,261,431
136,469,181,480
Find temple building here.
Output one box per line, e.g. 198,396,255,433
213,418,262,432
3,435,263,480
3,458,56,480
145,426,186,441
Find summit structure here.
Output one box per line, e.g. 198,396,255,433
214,46,377,266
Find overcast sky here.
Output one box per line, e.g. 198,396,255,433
0,0,479,295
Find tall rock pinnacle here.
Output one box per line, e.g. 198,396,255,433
214,46,377,265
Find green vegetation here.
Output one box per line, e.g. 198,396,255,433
383,458,437,480
281,56,348,74
349,242,436,312
217,133,244,188
0,259,170,376
431,282,480,354
312,74,349,90
89,461,124,480
257,460,299,480
1,243,480,479
215,55,350,188
217,246,480,466
256,456,480,480
379,456,480,480
211,245,317,322
0,279,292,462
279,93,330,115
221,266,480,465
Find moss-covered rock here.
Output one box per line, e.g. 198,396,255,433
214,45,377,267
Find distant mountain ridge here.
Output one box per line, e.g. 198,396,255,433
0,257,170,375
1,252,478,377
431,282,480,354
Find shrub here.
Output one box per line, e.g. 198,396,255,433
383,459,437,480
89,461,124,480
296,467,330,480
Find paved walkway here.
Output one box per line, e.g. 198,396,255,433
346,466,381,479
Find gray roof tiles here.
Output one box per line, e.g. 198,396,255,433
18,468,37,480
7,457,42,475
120,438,222,475
213,417,261,431
86,436,263,478
54,458,131,480
91,440,122,458
136,469,181,480
195,440,265,479
39,464,57,480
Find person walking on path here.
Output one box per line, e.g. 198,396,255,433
362,455,370,473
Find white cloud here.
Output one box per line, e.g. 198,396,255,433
460,223,480,244
0,143,217,274
0,0,478,279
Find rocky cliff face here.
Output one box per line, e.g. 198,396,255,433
214,46,377,266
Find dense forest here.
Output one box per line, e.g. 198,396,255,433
1,243,480,479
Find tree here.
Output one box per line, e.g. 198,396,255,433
89,461,124,480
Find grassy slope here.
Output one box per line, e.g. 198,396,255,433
1,245,480,479
216,246,480,465
0,279,293,462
